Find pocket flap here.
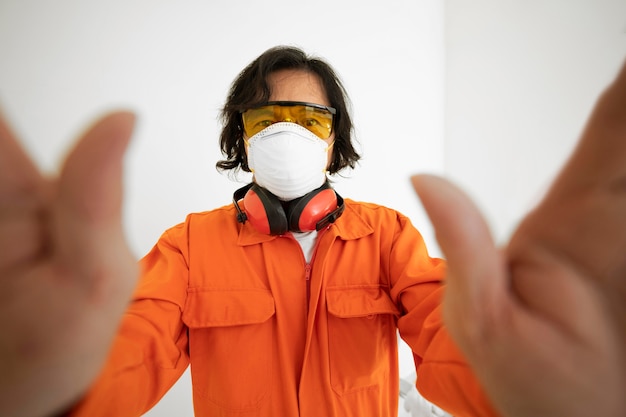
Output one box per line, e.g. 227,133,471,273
183,288,275,328
326,285,400,318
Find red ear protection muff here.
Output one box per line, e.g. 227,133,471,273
237,183,288,235
233,182,345,235
286,185,338,232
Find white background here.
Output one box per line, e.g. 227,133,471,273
0,1,624,415
446,0,626,244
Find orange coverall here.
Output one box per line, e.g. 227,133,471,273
71,199,498,417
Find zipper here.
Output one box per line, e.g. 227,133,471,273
304,263,312,316
283,227,329,317
303,228,328,316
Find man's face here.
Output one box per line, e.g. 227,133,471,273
244,69,335,168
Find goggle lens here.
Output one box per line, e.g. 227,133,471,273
242,101,335,139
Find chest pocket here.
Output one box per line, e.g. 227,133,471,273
182,289,275,412
326,285,400,395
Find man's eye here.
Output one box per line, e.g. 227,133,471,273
256,120,273,128
305,119,319,127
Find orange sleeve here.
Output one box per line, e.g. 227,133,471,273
389,215,500,417
69,224,191,417
410,297,500,417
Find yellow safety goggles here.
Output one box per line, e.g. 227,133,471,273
241,101,336,139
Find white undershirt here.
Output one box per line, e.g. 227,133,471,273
291,230,318,263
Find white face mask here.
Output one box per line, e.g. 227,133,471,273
246,122,333,201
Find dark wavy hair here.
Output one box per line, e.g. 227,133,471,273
216,45,360,174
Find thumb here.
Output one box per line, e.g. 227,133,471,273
411,174,506,356
54,111,137,297
59,111,136,224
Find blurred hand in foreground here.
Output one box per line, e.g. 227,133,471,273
0,111,139,417
413,58,626,417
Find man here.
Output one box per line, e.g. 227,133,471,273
0,46,624,417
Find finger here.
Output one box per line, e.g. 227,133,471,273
509,59,626,335
554,57,626,196
511,58,626,281
411,174,507,356
0,108,44,199
52,111,137,299
58,111,136,224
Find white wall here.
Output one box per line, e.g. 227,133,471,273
0,1,443,415
445,0,626,244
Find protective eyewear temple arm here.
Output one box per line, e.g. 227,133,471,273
241,101,337,114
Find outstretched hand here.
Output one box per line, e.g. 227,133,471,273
0,111,139,417
413,58,626,417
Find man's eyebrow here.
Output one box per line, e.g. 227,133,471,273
250,107,275,116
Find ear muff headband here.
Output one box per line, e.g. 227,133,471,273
233,182,344,235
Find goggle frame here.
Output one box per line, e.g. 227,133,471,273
241,101,336,139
